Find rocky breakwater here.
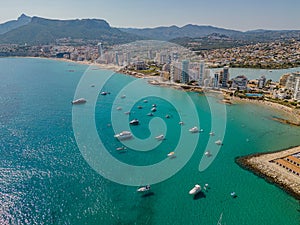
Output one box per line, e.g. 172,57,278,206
235,146,300,200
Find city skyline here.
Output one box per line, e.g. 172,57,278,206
1,0,300,31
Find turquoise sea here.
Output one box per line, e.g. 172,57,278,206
0,57,300,225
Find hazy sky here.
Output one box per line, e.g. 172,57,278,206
1,0,300,31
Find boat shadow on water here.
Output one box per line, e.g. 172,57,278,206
141,191,155,198
193,191,206,200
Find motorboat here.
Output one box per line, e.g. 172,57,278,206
189,126,199,133
138,105,143,109
143,99,148,103
137,185,151,192
152,104,157,107
130,119,139,125
116,106,122,110
100,91,108,95
203,183,209,191
147,112,154,116
124,111,130,115
204,151,212,157
72,98,87,104
230,192,237,198
209,131,215,136
179,121,184,125
215,140,222,145
155,134,164,140
114,131,133,140
116,146,127,151
151,107,157,112
167,151,176,158
90,84,95,87
189,184,201,195
121,95,126,99
165,114,170,118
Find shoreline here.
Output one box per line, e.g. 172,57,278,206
235,146,300,200
9,56,300,125
231,97,300,125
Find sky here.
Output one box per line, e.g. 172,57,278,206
1,0,300,31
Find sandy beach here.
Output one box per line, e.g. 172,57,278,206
231,97,300,125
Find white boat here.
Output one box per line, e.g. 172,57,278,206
114,131,133,140
143,99,148,103
72,98,87,104
100,91,108,95
137,185,151,192
121,95,126,99
189,126,199,133
204,151,212,157
129,119,139,125
215,140,222,145
151,107,157,112
209,131,215,136
147,112,154,116
116,106,122,110
155,134,164,140
167,151,176,158
231,192,237,198
189,184,201,195
116,146,127,151
124,111,130,115
165,114,170,118
179,121,184,125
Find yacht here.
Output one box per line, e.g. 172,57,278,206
189,126,199,133
72,98,87,104
114,131,133,140
230,192,237,198
116,146,127,151
137,185,151,192
155,134,164,140
130,119,139,125
215,140,222,145
167,151,176,158
204,151,212,157
189,184,201,195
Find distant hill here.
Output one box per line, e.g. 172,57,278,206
121,24,300,42
0,14,31,35
120,24,243,41
170,33,250,51
0,16,141,45
1,15,300,47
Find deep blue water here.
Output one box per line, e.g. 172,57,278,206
0,58,299,225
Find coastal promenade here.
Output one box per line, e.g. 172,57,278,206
236,146,300,200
